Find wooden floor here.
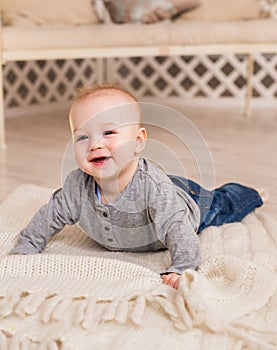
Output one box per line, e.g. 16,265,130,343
1,103,277,218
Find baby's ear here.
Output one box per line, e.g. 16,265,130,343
135,127,147,153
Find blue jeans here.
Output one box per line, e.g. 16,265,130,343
168,175,263,233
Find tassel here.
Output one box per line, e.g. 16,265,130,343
102,298,120,322
8,333,27,350
51,296,72,322
37,339,60,350
226,323,276,350
175,292,193,329
115,299,129,324
0,331,8,349
0,293,21,317
40,295,64,323
151,293,190,331
19,337,30,350
15,293,34,317
148,294,179,320
179,282,208,327
8,334,19,350
81,296,97,330
22,293,47,316
130,295,146,326
46,340,60,350
0,296,5,307
38,341,49,350
74,298,87,326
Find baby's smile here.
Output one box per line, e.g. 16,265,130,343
89,156,112,166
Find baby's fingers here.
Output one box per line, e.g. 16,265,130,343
162,273,182,289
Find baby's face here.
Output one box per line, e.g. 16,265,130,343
69,93,146,186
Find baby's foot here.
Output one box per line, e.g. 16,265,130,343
258,188,269,203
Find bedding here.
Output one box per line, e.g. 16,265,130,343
103,0,201,24
0,184,276,349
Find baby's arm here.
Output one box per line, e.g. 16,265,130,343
148,176,201,288
10,205,59,254
165,222,201,273
10,187,78,254
159,223,200,289
10,170,83,254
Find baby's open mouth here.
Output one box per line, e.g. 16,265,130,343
90,156,111,165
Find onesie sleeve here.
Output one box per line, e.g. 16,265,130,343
148,179,201,274
9,170,82,255
164,220,201,274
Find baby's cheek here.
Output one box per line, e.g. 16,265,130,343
74,151,87,171
112,143,135,160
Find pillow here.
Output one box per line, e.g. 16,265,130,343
1,0,100,26
177,0,263,21
104,0,201,24
260,0,277,18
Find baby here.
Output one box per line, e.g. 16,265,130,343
10,84,264,289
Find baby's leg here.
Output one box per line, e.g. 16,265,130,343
168,175,263,233
198,182,264,232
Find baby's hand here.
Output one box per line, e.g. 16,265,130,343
161,272,182,289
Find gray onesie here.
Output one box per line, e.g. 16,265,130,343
10,158,201,274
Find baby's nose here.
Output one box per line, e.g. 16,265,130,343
90,135,104,150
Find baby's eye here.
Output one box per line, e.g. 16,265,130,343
75,135,88,142
103,130,115,136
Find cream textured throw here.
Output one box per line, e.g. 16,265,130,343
0,185,276,350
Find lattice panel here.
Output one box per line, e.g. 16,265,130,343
252,53,277,99
3,54,277,114
106,54,248,100
3,58,103,109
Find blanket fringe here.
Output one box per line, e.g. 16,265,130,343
226,323,276,350
1,286,276,350
0,293,22,317
0,330,61,350
129,295,146,326
0,291,151,328
80,296,97,329
175,278,276,350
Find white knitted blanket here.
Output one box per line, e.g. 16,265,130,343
0,185,276,350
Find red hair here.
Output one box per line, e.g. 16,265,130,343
74,83,138,104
